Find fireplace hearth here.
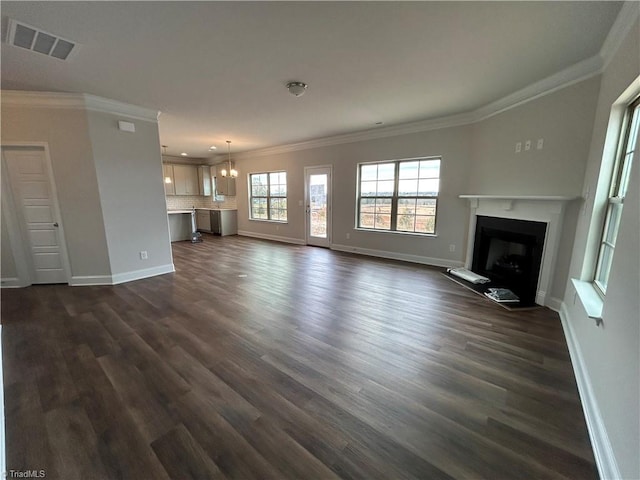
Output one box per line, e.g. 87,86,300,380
472,216,547,305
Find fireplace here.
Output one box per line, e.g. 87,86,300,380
472,216,547,305
460,195,577,308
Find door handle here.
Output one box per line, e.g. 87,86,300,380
53,222,59,227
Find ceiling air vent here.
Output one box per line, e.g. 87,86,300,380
6,19,77,60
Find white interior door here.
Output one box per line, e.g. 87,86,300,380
3,147,70,284
305,166,332,247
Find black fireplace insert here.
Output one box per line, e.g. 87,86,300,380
471,216,547,305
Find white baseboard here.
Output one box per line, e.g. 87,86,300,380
110,263,175,285
0,325,5,480
0,277,26,288
545,295,563,312
331,243,464,269
70,263,175,286
237,231,306,245
69,274,114,286
558,302,621,480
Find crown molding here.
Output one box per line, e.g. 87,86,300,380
236,5,638,160
1,90,86,109
234,111,474,160
1,90,160,122
599,1,640,70
83,94,160,122
471,55,603,123
238,53,605,159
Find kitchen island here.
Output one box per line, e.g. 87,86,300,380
167,209,194,242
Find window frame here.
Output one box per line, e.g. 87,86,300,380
593,95,639,296
356,156,441,235
248,170,288,222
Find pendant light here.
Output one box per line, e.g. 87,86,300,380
221,140,237,178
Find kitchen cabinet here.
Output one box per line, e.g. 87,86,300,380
211,209,238,236
173,164,199,195
215,165,236,196
198,166,212,196
163,164,175,195
196,209,212,232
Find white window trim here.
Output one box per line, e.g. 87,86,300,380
573,76,640,322
356,156,441,235
248,170,288,222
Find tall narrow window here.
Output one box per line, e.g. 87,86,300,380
249,171,287,221
594,96,639,294
357,157,440,234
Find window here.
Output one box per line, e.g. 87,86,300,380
357,157,440,234
594,96,639,294
249,171,287,221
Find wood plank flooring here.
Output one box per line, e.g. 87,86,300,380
1,235,597,479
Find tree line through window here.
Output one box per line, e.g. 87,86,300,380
250,171,287,221
357,157,440,234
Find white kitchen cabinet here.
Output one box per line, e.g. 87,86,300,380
198,166,212,196
163,164,175,195
215,165,236,196
196,209,212,232
173,164,199,195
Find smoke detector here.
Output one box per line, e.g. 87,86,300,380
6,19,78,60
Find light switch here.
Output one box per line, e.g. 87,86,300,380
525,140,531,151
537,138,544,150
515,142,522,153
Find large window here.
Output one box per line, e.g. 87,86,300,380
357,157,440,234
594,96,639,294
249,171,287,221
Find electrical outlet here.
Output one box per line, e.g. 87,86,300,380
536,138,544,150
525,140,531,151
140,251,148,260
515,142,522,153
449,244,456,252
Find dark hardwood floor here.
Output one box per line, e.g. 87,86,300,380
2,235,597,479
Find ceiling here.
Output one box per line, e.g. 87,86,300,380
1,1,623,158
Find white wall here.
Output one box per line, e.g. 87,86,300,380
0,211,17,281
562,17,640,480
1,96,174,285
87,110,173,280
470,77,601,300
235,124,473,266
0,104,112,279
235,77,601,300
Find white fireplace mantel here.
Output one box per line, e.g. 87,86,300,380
460,195,579,212
459,194,580,308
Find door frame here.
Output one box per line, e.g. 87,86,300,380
1,142,72,287
304,165,333,247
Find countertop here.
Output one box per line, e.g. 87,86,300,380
194,208,238,211
167,209,194,215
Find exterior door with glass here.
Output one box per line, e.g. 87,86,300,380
305,166,332,247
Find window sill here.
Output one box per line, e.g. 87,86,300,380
571,278,603,322
249,218,288,224
354,227,437,238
